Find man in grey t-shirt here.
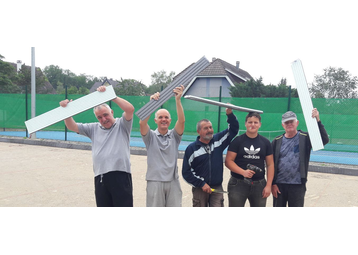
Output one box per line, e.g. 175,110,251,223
139,85,185,207
60,86,134,207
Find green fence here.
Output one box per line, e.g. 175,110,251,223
1,93,358,152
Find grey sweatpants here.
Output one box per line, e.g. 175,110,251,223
146,179,182,207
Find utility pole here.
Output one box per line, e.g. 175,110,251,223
31,47,36,139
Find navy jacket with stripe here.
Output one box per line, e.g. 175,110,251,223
182,113,239,188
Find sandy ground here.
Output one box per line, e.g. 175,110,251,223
1,142,357,207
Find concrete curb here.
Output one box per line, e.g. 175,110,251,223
309,163,358,176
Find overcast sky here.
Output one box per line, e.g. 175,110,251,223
1,0,357,88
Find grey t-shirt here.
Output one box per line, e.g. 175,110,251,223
276,132,301,184
77,114,133,177
142,128,182,182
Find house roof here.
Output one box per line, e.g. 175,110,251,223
182,57,253,96
89,78,119,92
197,58,253,82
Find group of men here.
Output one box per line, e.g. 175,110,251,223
60,85,329,207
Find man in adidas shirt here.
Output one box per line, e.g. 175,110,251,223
271,109,329,207
225,112,274,207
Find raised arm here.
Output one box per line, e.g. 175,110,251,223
225,107,239,138
174,85,185,135
139,92,159,136
97,86,134,121
59,99,79,133
312,108,329,145
139,115,150,136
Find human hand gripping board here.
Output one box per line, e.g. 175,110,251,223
24,85,117,134
291,59,324,151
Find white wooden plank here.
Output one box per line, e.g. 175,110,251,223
184,95,263,113
291,59,324,151
25,85,117,134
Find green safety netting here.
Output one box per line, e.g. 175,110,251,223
1,94,357,152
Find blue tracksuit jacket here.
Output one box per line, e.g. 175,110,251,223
182,113,239,188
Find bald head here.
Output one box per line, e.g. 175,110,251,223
155,109,171,120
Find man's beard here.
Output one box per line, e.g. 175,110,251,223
203,133,213,140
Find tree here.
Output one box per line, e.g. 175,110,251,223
229,81,251,97
230,77,298,98
310,67,358,98
56,82,65,94
43,65,101,91
43,65,64,90
0,54,20,93
17,64,49,94
262,78,298,98
230,77,265,97
114,78,146,96
78,86,90,95
146,70,175,95
67,85,78,94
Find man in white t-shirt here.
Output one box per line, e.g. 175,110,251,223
139,85,185,207
59,86,134,207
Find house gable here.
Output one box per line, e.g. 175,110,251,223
183,58,253,97
89,78,119,92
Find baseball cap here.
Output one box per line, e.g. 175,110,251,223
282,111,297,123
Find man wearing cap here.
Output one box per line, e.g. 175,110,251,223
271,108,329,207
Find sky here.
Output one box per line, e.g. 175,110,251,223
1,0,357,88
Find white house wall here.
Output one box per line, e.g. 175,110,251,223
185,77,231,97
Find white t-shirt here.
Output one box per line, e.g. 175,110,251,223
77,113,133,177
142,128,182,182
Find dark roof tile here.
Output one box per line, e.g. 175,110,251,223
197,58,253,82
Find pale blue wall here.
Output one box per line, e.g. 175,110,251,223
185,77,232,97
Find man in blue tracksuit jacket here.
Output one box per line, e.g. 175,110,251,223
182,108,239,207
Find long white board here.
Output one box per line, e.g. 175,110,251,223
25,85,117,134
184,95,263,113
291,59,324,151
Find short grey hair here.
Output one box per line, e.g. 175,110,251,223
93,103,111,114
196,119,210,131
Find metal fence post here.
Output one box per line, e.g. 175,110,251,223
287,85,292,111
217,86,222,132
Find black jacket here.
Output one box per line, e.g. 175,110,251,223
272,121,329,184
182,113,239,187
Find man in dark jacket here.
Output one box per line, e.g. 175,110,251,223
271,108,329,207
182,108,239,207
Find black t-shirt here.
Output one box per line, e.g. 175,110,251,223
227,133,273,180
